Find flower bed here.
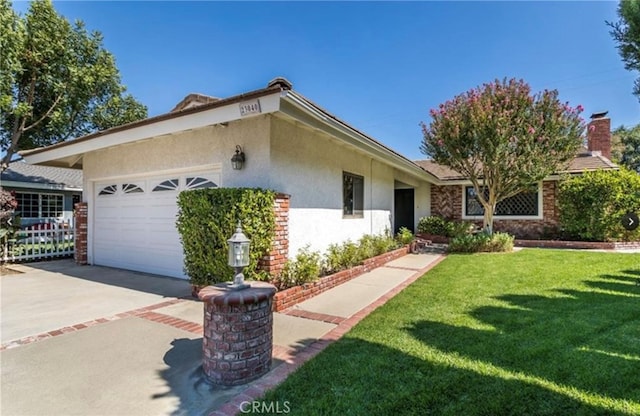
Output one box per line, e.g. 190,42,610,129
272,245,409,312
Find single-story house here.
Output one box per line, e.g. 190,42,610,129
1,160,83,227
21,78,434,279
415,112,618,238
20,77,617,279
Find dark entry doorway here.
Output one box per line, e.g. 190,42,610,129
394,188,414,234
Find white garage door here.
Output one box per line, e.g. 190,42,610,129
93,171,220,279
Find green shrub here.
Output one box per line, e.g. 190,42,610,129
176,188,276,286
396,227,414,245
417,216,475,238
417,216,453,236
448,232,514,253
324,232,400,274
558,168,640,242
277,246,322,290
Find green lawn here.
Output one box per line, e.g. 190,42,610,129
262,249,640,415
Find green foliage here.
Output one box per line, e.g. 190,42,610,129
558,168,640,242
418,216,453,236
612,124,640,173
420,78,584,234
608,0,640,99
0,0,147,166
417,216,474,238
324,233,400,274
176,188,276,286
277,246,322,290
448,232,514,253
395,227,414,245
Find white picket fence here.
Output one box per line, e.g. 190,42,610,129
1,221,75,262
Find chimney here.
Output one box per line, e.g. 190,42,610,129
587,111,611,160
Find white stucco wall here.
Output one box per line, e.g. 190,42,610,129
269,116,420,257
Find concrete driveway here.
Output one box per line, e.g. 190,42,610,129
1,253,444,415
0,260,245,416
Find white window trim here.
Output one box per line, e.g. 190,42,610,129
461,183,543,221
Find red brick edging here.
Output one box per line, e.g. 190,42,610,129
209,253,448,416
272,246,410,312
0,298,195,351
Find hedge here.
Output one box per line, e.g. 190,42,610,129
558,168,640,242
176,188,276,286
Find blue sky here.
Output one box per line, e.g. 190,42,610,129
12,1,640,161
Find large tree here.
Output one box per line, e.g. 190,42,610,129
0,0,147,168
420,78,584,234
612,124,640,172
608,0,640,100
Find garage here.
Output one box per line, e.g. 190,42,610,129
92,170,220,279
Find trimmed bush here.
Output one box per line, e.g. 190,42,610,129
448,232,514,253
277,246,322,290
418,215,474,238
396,227,414,245
176,188,276,286
558,168,640,242
324,232,400,274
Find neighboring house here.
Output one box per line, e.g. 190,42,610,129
21,78,435,279
415,112,618,238
1,160,82,227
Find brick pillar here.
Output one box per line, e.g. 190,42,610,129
74,202,88,265
199,282,276,386
258,193,289,278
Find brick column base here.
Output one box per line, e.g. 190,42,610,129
199,282,276,386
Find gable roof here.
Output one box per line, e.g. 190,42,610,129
20,77,437,183
1,160,83,191
415,147,619,183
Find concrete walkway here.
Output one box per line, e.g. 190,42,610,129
0,252,445,416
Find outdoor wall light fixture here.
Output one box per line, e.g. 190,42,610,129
227,221,250,290
231,145,245,170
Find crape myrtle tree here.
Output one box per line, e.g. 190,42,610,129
0,0,147,169
420,78,584,235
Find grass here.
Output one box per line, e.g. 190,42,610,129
261,249,640,415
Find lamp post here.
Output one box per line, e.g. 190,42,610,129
227,221,250,290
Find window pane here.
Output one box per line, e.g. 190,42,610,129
343,172,364,218
16,193,38,218
465,186,538,217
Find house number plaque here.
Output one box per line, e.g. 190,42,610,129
239,99,261,116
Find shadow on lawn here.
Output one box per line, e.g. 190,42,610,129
406,269,640,414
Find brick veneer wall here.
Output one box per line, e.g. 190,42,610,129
272,245,409,312
74,202,88,265
430,181,559,239
258,193,289,278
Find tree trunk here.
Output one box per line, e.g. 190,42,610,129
483,201,497,235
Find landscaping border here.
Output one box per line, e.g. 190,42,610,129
272,245,410,312
417,233,640,250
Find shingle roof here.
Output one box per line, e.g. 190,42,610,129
415,147,618,182
1,160,83,189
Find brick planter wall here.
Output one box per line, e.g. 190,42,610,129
74,202,88,265
199,282,276,386
273,246,409,312
515,239,640,250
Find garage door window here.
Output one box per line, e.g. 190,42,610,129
186,176,217,189
122,183,144,194
98,185,117,196
152,179,179,192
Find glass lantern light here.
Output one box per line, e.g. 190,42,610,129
227,221,250,290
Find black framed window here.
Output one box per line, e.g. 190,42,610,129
465,186,539,217
343,172,364,218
